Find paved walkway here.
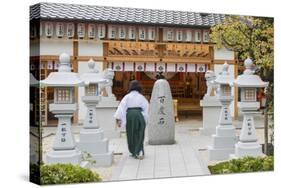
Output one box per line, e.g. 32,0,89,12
42,115,266,181
110,126,210,181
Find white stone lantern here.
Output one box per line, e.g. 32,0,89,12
77,59,113,167
208,63,237,160
230,58,268,158
41,53,84,165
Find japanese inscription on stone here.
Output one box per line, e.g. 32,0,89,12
158,96,166,125
60,123,67,143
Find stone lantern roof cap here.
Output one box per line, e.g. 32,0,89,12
80,59,107,85
215,62,234,86
40,53,84,87
234,58,268,88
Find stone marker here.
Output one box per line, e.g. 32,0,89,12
148,79,175,145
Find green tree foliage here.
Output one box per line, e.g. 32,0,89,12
210,15,274,111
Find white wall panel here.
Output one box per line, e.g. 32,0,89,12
40,40,73,55
78,41,103,56
214,47,235,60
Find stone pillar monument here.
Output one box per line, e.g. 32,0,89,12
41,53,84,165
230,58,268,158
148,79,175,145
208,63,238,160
199,70,222,136
96,68,120,138
77,59,113,166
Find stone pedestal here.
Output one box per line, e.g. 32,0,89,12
96,97,120,138
77,128,113,167
230,112,263,159
78,95,113,167
208,126,238,160
47,148,82,164
208,98,238,161
199,96,222,136
46,104,82,165
148,79,175,145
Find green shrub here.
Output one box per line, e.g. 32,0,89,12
40,163,102,185
208,156,274,174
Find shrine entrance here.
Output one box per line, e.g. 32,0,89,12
104,39,213,119
112,70,207,119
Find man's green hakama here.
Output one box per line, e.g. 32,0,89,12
126,108,146,157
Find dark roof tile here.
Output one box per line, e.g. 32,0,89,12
30,2,225,27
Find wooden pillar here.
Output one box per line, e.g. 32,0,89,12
73,23,79,125
103,42,109,70
209,46,215,70
234,59,239,119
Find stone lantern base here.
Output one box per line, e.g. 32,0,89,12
77,128,113,167
199,96,221,136
208,126,238,160
46,148,82,165
230,141,263,159
96,97,120,138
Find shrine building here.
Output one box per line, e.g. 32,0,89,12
30,3,238,126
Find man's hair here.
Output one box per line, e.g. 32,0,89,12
128,80,142,93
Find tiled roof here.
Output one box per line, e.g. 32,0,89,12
30,2,225,27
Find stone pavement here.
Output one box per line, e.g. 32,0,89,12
111,126,210,181
42,115,267,181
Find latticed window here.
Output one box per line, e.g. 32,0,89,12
86,84,98,96
244,88,256,101
221,85,231,96
55,88,73,104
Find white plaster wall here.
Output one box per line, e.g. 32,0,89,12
78,40,103,56
40,39,73,55
78,61,104,122
214,64,235,117
214,47,235,60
